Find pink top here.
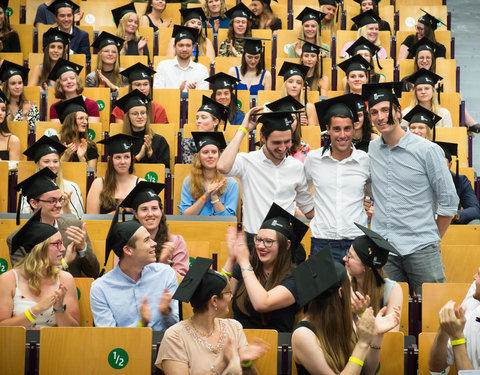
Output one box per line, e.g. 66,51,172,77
340,40,388,59
290,140,311,163
50,96,100,120
112,102,169,124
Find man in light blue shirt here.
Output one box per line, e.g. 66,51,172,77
90,212,179,330
363,82,459,295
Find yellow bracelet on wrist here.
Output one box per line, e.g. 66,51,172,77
25,310,35,323
349,356,364,367
451,338,466,346
239,126,248,135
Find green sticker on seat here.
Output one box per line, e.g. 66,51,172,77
108,348,129,369
0,258,8,274
237,99,242,109
144,172,158,182
97,100,105,111
189,257,195,267
76,287,81,300
88,129,96,140
6,7,12,16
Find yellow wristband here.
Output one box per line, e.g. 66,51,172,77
61,258,68,270
451,338,466,346
241,360,253,368
25,310,35,323
349,356,364,367
239,126,248,135
221,268,232,277
138,320,144,327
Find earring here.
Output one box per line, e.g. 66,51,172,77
214,306,217,311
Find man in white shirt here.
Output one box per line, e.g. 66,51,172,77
304,94,370,263
153,25,209,92
217,105,314,259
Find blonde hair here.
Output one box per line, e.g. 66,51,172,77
299,22,322,47
16,237,60,296
184,19,207,56
202,0,227,19
410,85,441,114
280,81,305,104
188,151,226,199
54,74,83,99
94,46,123,87
408,122,433,140
117,12,141,42
351,267,386,315
357,24,381,46
320,5,337,35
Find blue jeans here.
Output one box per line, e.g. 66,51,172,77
310,238,353,264
383,243,445,296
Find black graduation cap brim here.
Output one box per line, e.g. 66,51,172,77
298,38,329,54
0,0,8,11
296,7,323,23
198,95,229,123
352,0,380,4
192,131,227,152
105,208,143,261
23,135,67,162
351,9,381,28
345,36,381,57
115,89,150,113
0,60,29,82
11,209,58,255
111,3,137,27
278,61,310,80
43,27,73,46
337,54,371,74
204,72,239,90
224,2,255,20
173,257,213,302
434,141,458,158
0,89,7,104
354,223,400,256
54,95,88,123
97,133,138,155
265,95,304,112
408,38,437,56
120,181,166,210
403,105,441,129
418,11,440,31
172,24,199,43
293,244,347,307
361,82,403,108
405,68,442,87
120,62,156,83
352,93,367,112
319,0,339,6
314,93,359,130
180,7,207,22
47,58,83,82
15,167,58,199
91,31,124,51
257,111,299,131
46,0,79,15
237,37,269,55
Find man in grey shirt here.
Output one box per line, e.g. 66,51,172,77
362,82,459,295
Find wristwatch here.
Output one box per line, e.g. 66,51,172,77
53,304,67,313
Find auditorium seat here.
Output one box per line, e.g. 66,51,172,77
0,326,25,375
0,52,23,65
397,6,448,33
418,332,456,375
398,281,410,336
173,163,191,215
441,244,480,283
244,329,278,375
0,162,8,213
8,121,29,160
11,24,33,60
343,4,394,31
74,277,94,326
396,30,451,60
378,331,404,375
0,237,12,273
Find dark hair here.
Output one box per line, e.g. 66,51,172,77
40,44,66,87
240,51,264,76
128,80,155,123
289,114,302,154
359,109,373,142
144,0,166,15
0,108,11,136
0,6,13,38
226,17,252,43
322,114,352,155
211,88,238,123
414,22,437,44
260,122,292,141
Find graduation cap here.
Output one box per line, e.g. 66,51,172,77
352,93,367,112
352,0,381,4
47,58,83,81
408,37,437,57
91,31,124,52
205,72,239,91
257,111,296,132
345,36,381,57
351,9,381,29
46,0,79,15
259,203,309,262
238,37,269,56
254,0,278,5
405,68,442,87
418,9,445,31
265,95,304,112
315,94,359,131
43,27,72,46
23,135,67,163
0,60,29,83
337,54,371,75
362,82,403,125
120,62,156,84
115,89,150,113
172,24,199,44
97,133,137,156
120,181,165,211
172,257,227,308
435,141,459,186
197,95,229,124
0,0,8,12
54,95,87,123
0,89,7,104
15,167,59,224
180,7,207,23
192,131,227,152
352,223,400,286
319,0,339,6
111,3,137,27
278,61,310,80
403,104,441,141
293,244,347,307
296,7,325,24
11,209,58,255
224,2,254,20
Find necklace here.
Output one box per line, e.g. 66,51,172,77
190,317,216,338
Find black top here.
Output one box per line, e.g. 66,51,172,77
71,142,99,162
0,149,9,160
99,177,140,214
1,31,20,53
401,34,446,59
146,15,159,32
131,130,170,169
232,263,299,333
294,321,316,375
125,40,150,63
252,17,282,31
351,19,391,33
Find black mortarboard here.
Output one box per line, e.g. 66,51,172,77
120,62,156,83
120,181,165,211
293,244,347,307
408,37,437,57
319,0,339,6
192,131,227,152
0,60,29,82
91,31,124,51
15,167,58,224
173,257,227,308
352,223,400,286
418,10,443,31
111,3,137,27
46,0,79,15
345,36,381,57
0,0,8,11
296,7,325,24
435,141,459,186
352,93,367,112
97,133,136,156
54,95,87,123
197,95,229,124
172,24,199,43
315,94,359,131
352,0,380,4
338,54,371,75
0,89,7,104
403,104,441,130
180,7,207,23
259,203,309,261
43,27,72,46
47,58,83,81
11,209,58,255
278,61,310,80
23,135,66,163
205,72,239,91
115,89,150,113
362,82,402,108
265,96,304,112
351,9,381,28
405,68,442,87
298,38,328,55
238,37,268,55
224,2,254,20
257,111,296,132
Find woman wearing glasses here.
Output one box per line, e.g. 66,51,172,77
221,204,308,333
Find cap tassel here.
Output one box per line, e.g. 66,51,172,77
304,80,308,106
375,52,382,70
432,124,436,142
195,42,199,63
387,100,394,125
455,157,459,189
16,194,22,225
320,54,324,78
437,85,442,104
